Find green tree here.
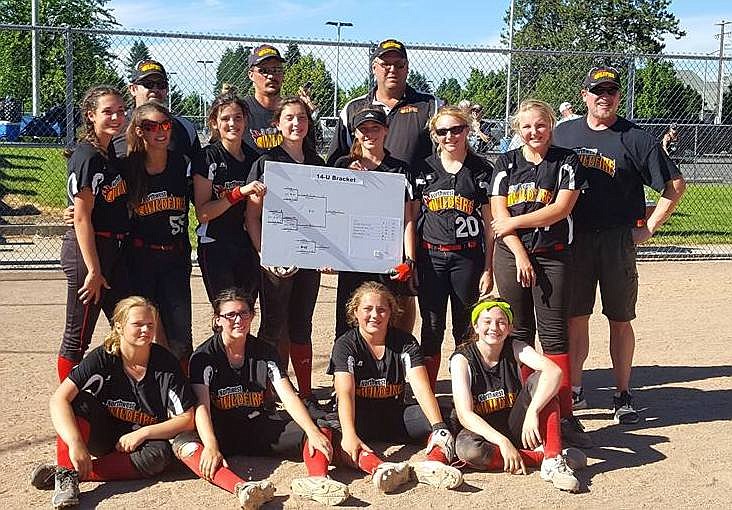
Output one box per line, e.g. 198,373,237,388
0,0,122,112
436,78,462,105
407,70,432,93
126,40,151,81
464,69,506,118
168,83,184,115
634,59,702,120
340,79,369,109
178,91,204,118
505,0,685,53
284,42,301,69
282,53,335,119
213,44,252,98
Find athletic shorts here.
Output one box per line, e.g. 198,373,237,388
568,226,638,322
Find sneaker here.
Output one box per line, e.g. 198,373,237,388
291,476,349,506
562,448,587,471
572,387,589,410
303,395,330,420
540,455,580,493
613,391,640,424
411,460,463,490
235,480,276,510
561,416,593,449
51,467,79,509
372,461,411,493
31,463,56,490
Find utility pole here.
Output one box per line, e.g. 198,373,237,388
714,20,731,124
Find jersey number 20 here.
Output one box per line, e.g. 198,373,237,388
455,216,480,238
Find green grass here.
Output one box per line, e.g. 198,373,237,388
2,145,730,245
646,183,732,245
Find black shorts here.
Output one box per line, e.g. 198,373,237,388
568,226,638,322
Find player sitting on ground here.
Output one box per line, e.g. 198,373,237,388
450,297,585,492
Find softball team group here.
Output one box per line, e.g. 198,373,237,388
34,57,596,509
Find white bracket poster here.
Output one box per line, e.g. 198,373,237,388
260,161,406,273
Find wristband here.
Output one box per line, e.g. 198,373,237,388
225,186,244,204
431,421,448,432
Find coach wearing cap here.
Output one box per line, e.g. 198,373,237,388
553,65,685,428
326,38,439,168
557,101,580,124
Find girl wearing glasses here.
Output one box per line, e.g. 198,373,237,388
331,108,418,338
33,296,196,508
450,297,583,492
57,85,130,382
414,106,494,390
193,89,265,303
174,287,348,508
246,97,326,415
125,102,194,371
489,99,589,448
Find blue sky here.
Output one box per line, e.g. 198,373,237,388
108,0,731,55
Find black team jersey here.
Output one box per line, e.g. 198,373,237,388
328,327,424,421
68,344,195,433
192,140,259,244
449,340,522,433
553,116,680,230
188,333,286,424
327,85,439,167
332,152,415,201
414,152,492,246
491,146,587,252
247,145,326,184
130,152,189,246
66,141,130,235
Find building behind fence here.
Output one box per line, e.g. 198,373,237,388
1,24,731,267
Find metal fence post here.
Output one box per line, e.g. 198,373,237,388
64,26,74,149
627,55,636,121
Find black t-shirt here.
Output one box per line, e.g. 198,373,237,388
68,344,195,433
192,140,259,244
553,116,680,230
332,152,415,201
247,145,326,184
66,141,130,235
449,340,522,433
326,85,439,167
189,333,287,425
414,152,492,245
491,146,587,251
130,152,190,245
242,96,282,155
328,327,424,421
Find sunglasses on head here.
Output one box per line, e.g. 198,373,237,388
590,86,619,96
136,79,168,90
435,124,468,137
141,119,172,133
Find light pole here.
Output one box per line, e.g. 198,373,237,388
714,20,732,124
196,59,213,122
326,20,353,117
504,0,515,137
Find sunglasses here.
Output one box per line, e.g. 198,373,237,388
256,67,284,76
219,310,253,322
140,119,172,133
136,79,168,90
590,86,620,96
435,125,468,137
375,60,407,71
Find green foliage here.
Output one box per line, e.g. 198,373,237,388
463,69,506,118
178,92,203,118
0,0,123,112
436,78,463,106
284,43,302,69
341,79,369,109
634,59,702,120
407,70,432,93
282,53,335,116
213,44,253,99
505,0,685,53
126,40,151,82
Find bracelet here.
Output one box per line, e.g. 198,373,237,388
225,186,244,204
431,421,448,432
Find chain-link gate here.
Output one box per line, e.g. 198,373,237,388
1,24,730,267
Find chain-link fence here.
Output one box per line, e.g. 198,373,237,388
1,24,731,267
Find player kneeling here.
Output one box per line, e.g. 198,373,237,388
450,297,585,492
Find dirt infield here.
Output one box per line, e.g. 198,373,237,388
1,261,730,509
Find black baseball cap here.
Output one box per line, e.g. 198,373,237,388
248,44,285,67
131,60,167,83
583,66,621,90
372,39,408,60
353,108,387,128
